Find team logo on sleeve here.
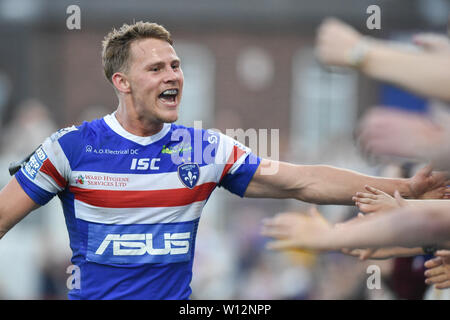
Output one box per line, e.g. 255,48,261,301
23,147,48,180
177,163,200,189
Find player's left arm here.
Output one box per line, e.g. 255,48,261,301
244,159,448,205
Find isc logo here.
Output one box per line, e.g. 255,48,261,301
130,158,160,170
95,232,190,256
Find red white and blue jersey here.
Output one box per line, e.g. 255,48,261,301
15,113,261,300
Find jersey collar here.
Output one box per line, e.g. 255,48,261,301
103,112,171,146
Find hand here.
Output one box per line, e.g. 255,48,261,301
413,33,450,53
357,107,444,161
357,107,450,174
424,250,450,289
408,165,449,199
315,17,364,68
352,185,400,214
261,207,332,251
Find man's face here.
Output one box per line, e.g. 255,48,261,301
125,38,183,124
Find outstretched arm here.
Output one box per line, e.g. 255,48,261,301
316,18,450,101
261,204,450,251
0,178,39,239
245,159,448,205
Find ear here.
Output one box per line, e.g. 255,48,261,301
111,72,131,94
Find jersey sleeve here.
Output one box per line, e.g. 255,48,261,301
214,132,261,197
14,127,75,205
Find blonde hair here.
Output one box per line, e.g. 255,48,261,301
101,21,173,84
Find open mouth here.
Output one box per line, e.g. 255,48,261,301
158,89,179,104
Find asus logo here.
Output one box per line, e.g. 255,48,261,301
95,232,190,256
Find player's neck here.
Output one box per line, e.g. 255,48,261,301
115,101,164,137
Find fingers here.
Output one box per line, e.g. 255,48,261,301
354,192,378,201
353,195,377,204
428,171,448,189
424,257,443,269
435,280,450,289
266,239,297,251
412,33,450,52
424,255,450,287
394,190,408,207
425,274,449,285
262,212,297,227
260,226,289,239
308,205,321,218
443,184,450,199
352,193,378,213
261,211,310,239
341,248,362,257
413,33,440,50
352,191,378,212
261,216,292,239
315,17,362,67
355,203,375,214
364,185,385,195
435,250,450,257
417,164,433,178
341,247,377,260
424,264,445,277
360,248,377,260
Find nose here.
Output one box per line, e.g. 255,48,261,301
163,66,180,84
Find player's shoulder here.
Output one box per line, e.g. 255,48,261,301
43,118,108,162
40,117,107,166
170,123,223,146
50,117,105,144
49,125,78,143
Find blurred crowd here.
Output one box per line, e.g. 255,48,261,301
260,18,450,300
0,14,449,300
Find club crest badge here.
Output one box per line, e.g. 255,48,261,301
178,163,200,189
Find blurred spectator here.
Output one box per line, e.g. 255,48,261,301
0,98,57,159
316,18,450,101
315,18,450,169
74,104,115,126
358,101,450,171
0,71,11,124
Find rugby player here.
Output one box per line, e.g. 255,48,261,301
0,21,447,299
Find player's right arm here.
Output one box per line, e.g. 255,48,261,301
0,126,76,240
0,177,40,239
